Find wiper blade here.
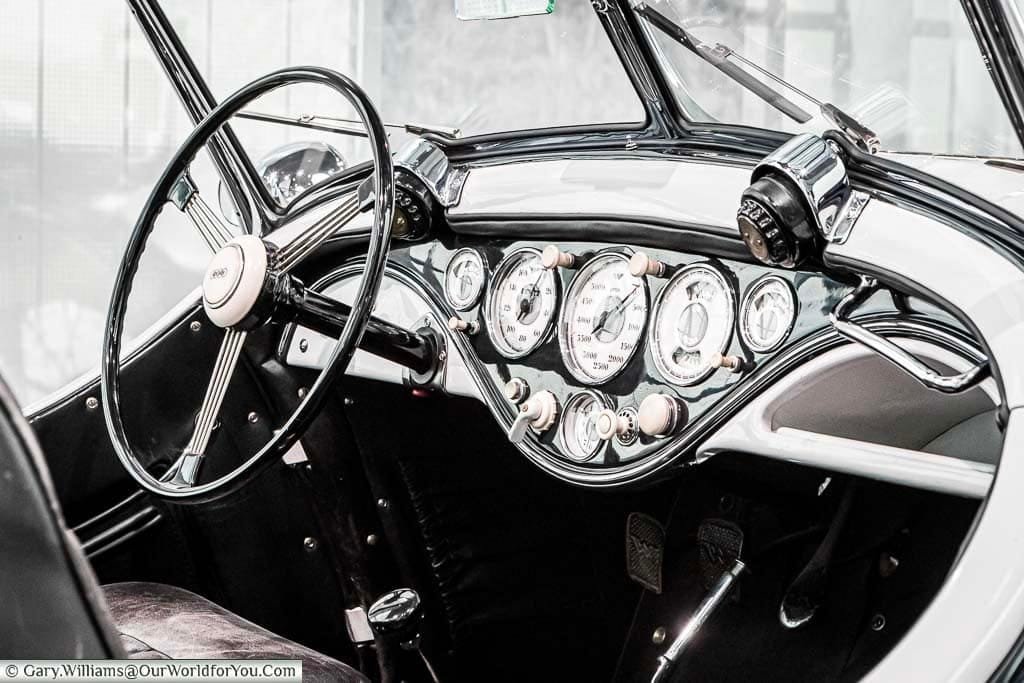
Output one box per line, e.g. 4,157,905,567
635,3,880,152
635,3,812,124
235,111,461,140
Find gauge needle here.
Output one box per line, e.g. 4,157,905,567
591,284,640,335
517,271,546,322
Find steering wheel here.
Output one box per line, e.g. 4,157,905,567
101,67,394,502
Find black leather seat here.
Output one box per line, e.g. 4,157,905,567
0,375,364,682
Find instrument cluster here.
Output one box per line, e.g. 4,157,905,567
441,241,807,465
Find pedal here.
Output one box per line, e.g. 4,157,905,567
626,512,665,594
698,519,744,591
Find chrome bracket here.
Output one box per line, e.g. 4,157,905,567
830,278,990,394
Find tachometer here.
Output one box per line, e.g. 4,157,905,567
559,392,606,461
559,252,649,384
445,248,486,310
739,275,796,352
650,264,735,386
486,248,559,358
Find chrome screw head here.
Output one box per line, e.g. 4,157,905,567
377,498,389,509
303,537,318,552
247,412,259,424
870,614,886,631
652,627,667,645
85,397,99,410
297,387,308,399
190,321,202,333
298,338,309,352
366,534,379,546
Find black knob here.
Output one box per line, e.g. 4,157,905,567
737,174,816,268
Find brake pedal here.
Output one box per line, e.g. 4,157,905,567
626,512,665,594
698,519,744,591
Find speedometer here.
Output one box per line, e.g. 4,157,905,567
559,252,649,384
486,248,559,358
650,264,735,386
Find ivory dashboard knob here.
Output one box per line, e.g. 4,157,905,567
507,390,559,443
709,352,744,373
595,408,628,441
503,377,530,404
628,252,667,278
541,244,575,270
447,316,479,335
638,394,686,437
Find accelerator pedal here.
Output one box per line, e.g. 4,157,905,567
698,519,745,591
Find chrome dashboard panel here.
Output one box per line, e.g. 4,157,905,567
447,156,750,232
282,236,973,487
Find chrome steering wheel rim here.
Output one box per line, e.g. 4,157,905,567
101,67,394,502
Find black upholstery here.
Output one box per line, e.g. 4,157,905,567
0,374,364,681
104,583,365,682
0,377,121,658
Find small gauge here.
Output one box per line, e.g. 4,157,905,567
486,248,559,358
445,249,486,310
559,252,649,385
559,392,606,461
739,275,796,352
650,264,735,386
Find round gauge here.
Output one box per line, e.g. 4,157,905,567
486,248,559,358
559,392,606,462
650,264,736,386
444,249,486,310
739,275,796,352
559,252,649,384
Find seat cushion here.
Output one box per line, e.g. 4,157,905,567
103,582,365,682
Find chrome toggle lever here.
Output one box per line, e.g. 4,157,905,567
651,559,746,683
829,277,989,394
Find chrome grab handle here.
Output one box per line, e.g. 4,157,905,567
829,277,989,394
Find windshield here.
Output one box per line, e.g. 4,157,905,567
636,0,1023,158
166,0,644,139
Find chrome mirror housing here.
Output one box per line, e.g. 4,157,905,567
219,141,347,224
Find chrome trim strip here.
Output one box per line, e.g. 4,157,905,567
828,199,1024,408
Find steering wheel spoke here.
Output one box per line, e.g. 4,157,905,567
166,328,247,487
270,188,365,272
170,172,236,252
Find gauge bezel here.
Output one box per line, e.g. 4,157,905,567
484,247,561,359
444,248,487,311
739,274,797,353
648,262,736,387
557,250,650,386
558,390,608,462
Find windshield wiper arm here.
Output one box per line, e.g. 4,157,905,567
235,110,461,140
635,3,812,124
635,3,880,151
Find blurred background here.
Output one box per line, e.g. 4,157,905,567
0,0,1019,407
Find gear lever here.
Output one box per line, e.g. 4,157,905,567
368,588,439,683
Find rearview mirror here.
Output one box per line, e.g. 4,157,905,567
455,0,555,21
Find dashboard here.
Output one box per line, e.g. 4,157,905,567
284,235,899,476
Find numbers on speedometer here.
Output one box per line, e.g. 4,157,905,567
559,252,649,385
486,248,559,359
649,264,735,386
